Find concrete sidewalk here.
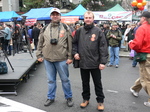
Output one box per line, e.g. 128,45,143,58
119,49,130,58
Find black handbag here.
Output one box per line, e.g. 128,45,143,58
134,53,147,62
73,58,79,68
0,62,8,74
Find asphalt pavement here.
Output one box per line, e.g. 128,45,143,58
0,50,150,112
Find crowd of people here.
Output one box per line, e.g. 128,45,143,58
69,18,141,68
0,7,150,111
0,22,42,56
35,7,150,112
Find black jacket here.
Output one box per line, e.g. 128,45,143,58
127,28,135,42
32,27,40,40
72,24,108,69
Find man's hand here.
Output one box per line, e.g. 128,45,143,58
66,59,72,64
74,53,80,60
99,64,105,70
37,58,43,62
112,34,116,38
128,40,133,44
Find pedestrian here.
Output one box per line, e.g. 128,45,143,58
106,22,122,68
15,24,23,53
127,24,136,51
129,11,150,107
3,23,12,55
72,11,108,111
72,23,80,37
0,25,5,50
32,23,40,50
102,23,110,46
36,8,74,107
27,26,33,43
12,24,22,54
123,24,131,52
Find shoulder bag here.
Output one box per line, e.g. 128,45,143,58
134,53,147,62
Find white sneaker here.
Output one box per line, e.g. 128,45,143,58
115,65,119,68
130,88,139,97
144,102,150,107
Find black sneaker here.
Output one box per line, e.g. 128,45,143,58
44,99,54,106
66,98,74,107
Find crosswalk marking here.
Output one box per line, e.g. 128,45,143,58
0,96,46,112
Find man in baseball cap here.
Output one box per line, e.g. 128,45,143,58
37,6,74,107
49,8,61,23
50,8,61,15
129,10,150,107
111,22,118,26
139,11,150,18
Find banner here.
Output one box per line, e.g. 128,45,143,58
61,16,79,24
25,19,37,26
93,11,132,21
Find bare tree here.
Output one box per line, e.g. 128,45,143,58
121,0,133,11
43,0,71,9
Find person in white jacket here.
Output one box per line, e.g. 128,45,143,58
123,24,131,52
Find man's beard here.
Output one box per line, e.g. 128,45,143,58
52,19,60,23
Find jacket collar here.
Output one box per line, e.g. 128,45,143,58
84,23,94,31
51,22,60,27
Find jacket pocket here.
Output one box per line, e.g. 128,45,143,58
54,45,67,59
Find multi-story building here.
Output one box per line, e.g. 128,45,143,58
71,0,83,4
0,0,19,12
0,0,2,11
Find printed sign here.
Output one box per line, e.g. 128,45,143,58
25,19,37,26
61,16,79,23
93,11,132,21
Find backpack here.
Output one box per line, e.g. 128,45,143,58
0,62,8,74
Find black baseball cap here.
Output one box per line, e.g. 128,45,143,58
139,11,150,18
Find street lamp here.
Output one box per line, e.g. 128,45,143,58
21,16,27,25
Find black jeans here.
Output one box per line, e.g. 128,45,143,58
34,39,38,50
80,68,105,103
4,40,11,55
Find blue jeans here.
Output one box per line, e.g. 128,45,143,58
44,59,72,100
132,51,137,67
109,46,120,65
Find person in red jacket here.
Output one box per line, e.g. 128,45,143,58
129,11,150,107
